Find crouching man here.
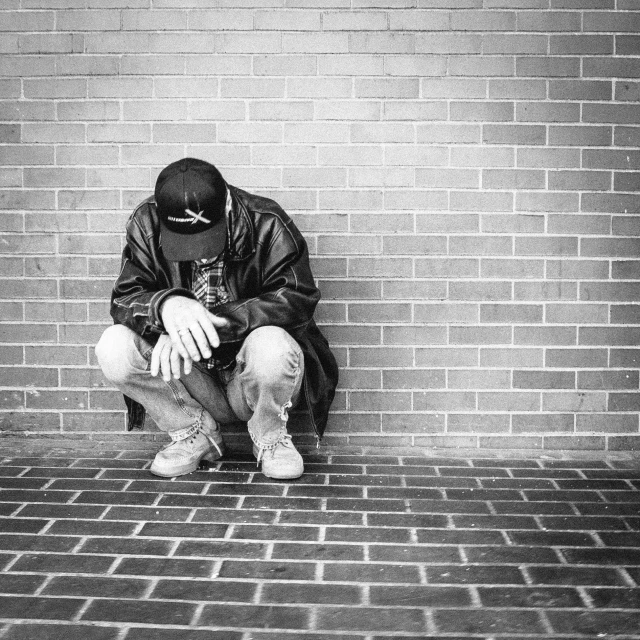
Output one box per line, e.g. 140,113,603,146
96,158,338,480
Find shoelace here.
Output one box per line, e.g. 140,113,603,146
161,427,223,458
256,434,293,465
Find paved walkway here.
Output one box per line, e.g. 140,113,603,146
1,440,639,639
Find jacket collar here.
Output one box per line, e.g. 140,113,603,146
226,185,256,262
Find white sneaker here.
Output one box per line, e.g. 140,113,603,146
151,421,224,478
253,434,303,480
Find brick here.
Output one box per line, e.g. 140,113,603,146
611,304,640,323
389,10,449,31
317,606,425,632
549,214,610,235
616,35,640,56
82,599,197,625
515,326,576,345
549,611,640,636
449,282,512,301
614,217,640,238
319,54,383,76
349,167,413,188
481,258,544,279
549,125,612,147
448,413,509,433
449,369,510,390
546,260,608,280
550,79,612,101
608,393,640,412
452,191,514,212
416,34,481,55
418,213,479,234
416,348,477,367
546,303,608,324
348,303,411,323
323,11,386,30
450,56,514,77
383,369,445,390
383,190,447,211
451,236,512,256
518,147,580,169
513,413,574,433
516,236,577,256
584,104,640,125
478,392,540,412
514,371,575,390
483,126,546,146
413,391,475,411
44,576,150,599
416,258,478,278
583,194,640,214
414,303,478,324
581,283,640,302
452,101,514,123
484,33,546,54
481,347,542,368
489,78,546,99
518,102,580,124
284,32,348,53
451,146,513,168
480,304,542,323
609,436,640,451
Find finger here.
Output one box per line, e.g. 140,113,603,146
207,312,229,327
164,324,192,362
150,338,164,377
188,323,212,360
178,330,202,362
169,344,182,379
200,313,222,349
159,340,173,382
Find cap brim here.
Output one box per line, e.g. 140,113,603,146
160,219,227,262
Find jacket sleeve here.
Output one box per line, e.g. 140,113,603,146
212,216,320,346
110,212,193,340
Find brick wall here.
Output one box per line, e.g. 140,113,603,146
1,1,639,451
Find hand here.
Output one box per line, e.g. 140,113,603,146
150,333,186,381
158,296,228,377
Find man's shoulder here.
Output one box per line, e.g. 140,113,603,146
126,195,159,236
234,187,288,221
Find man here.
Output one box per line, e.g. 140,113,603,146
96,158,338,480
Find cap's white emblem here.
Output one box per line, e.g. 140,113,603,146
185,207,211,225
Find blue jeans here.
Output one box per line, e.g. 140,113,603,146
95,325,304,449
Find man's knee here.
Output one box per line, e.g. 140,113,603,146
241,326,303,382
95,324,143,385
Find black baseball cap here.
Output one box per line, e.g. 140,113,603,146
155,158,228,261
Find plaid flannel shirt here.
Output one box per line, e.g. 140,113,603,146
191,191,232,369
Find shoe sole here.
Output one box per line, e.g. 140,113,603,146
150,445,224,478
261,463,304,480
252,448,304,480
262,470,304,480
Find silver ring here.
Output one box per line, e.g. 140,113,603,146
178,328,190,336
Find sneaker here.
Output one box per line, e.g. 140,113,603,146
150,421,224,478
253,434,303,480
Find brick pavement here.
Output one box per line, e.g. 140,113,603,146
0,440,639,639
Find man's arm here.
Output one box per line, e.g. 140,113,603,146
212,216,321,347
110,210,194,340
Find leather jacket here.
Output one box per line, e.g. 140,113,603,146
110,185,339,439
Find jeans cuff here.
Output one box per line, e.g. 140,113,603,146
249,425,287,452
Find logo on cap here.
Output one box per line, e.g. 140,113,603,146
168,206,211,225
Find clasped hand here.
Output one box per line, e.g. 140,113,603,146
151,296,228,381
